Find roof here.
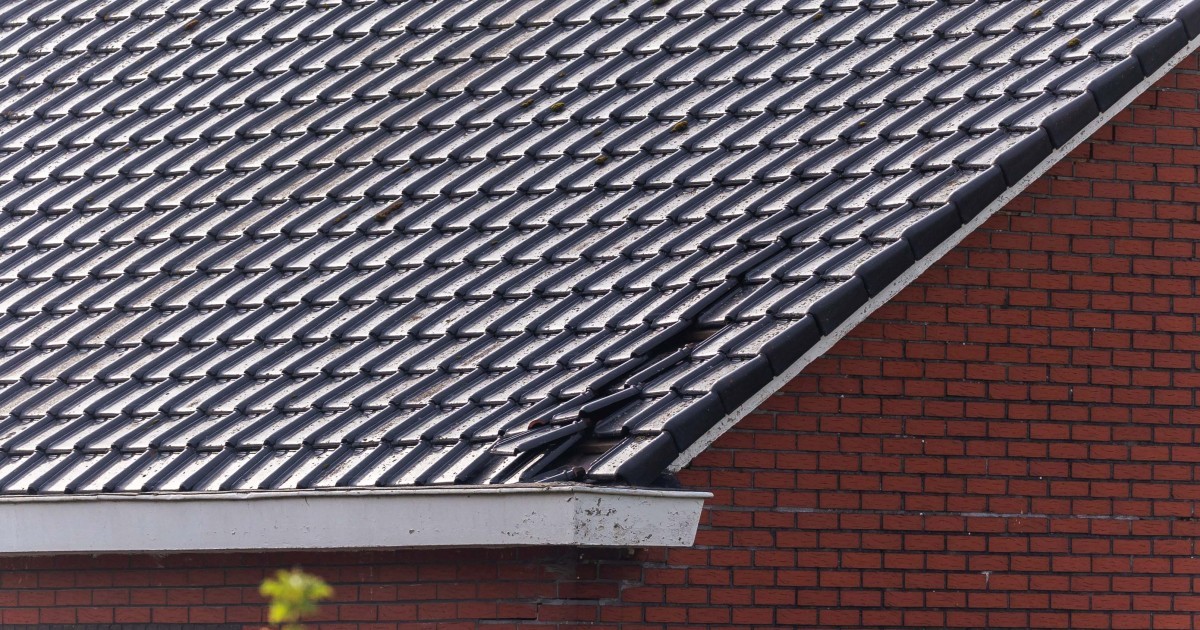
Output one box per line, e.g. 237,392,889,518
0,0,1194,496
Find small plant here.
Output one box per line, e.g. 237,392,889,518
670,120,689,133
549,101,566,112
1066,37,1081,48
260,568,333,630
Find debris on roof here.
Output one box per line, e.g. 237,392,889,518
0,0,1195,494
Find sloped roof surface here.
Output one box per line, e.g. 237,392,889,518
0,0,1194,494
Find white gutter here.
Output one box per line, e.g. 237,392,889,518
670,32,1200,472
0,484,709,554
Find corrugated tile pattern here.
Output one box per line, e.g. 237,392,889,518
0,0,1195,493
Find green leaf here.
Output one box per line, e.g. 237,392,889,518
260,568,333,628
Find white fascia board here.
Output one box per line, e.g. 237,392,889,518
0,484,709,554
669,34,1200,472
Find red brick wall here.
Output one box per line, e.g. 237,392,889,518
3,53,1200,630
0,548,649,627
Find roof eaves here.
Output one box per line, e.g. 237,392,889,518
0,484,708,553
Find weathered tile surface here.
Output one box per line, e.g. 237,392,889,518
0,0,1194,492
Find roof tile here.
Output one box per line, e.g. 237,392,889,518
0,0,1192,493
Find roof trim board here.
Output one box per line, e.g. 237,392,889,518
0,484,708,553
670,24,1200,473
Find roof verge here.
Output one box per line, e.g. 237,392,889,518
669,22,1200,473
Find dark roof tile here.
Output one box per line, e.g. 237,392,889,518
0,0,1192,493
